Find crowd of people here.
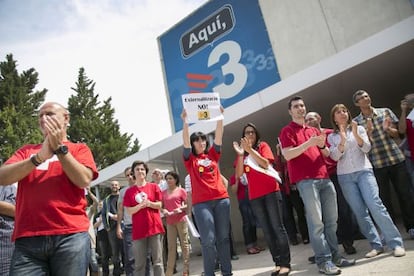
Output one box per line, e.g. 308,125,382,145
1,89,414,276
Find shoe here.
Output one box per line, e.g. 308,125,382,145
393,246,406,257
365,248,384,258
271,266,280,276
231,255,239,260
255,246,266,251
290,238,299,245
308,255,315,264
247,247,260,254
278,267,291,276
318,261,341,275
334,257,355,267
408,228,414,239
342,241,356,255
303,239,310,244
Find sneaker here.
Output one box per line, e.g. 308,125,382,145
365,248,384,258
334,257,355,267
318,261,341,275
408,228,414,239
393,246,406,257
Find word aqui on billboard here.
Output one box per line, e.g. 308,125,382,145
180,5,235,58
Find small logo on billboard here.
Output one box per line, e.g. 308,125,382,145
180,5,235,58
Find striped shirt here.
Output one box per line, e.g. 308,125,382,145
0,184,16,275
354,107,405,168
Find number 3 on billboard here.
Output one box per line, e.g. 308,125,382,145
208,40,248,99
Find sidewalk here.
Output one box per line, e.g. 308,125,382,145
183,231,414,276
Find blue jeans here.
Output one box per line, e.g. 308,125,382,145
10,232,90,276
89,246,99,273
330,173,359,244
250,192,291,268
297,179,339,266
338,169,403,250
123,224,138,276
238,198,258,248
193,198,232,276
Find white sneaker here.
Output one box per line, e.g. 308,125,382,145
365,248,384,258
393,246,406,257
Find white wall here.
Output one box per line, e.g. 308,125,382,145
259,0,414,78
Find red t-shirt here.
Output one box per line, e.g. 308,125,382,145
322,128,337,175
5,142,98,241
279,121,329,183
241,142,280,200
162,187,187,225
273,155,290,195
183,146,228,205
123,183,165,240
229,174,247,201
406,118,414,161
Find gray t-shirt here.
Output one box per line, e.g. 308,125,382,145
119,186,132,225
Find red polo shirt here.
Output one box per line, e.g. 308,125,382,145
279,121,329,183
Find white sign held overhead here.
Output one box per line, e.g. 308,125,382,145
182,92,223,123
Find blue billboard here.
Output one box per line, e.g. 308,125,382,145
158,0,281,132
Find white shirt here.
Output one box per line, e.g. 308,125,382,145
328,125,372,175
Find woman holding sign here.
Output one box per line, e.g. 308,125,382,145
181,108,232,276
233,123,291,276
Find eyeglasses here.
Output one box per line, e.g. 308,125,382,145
244,130,255,135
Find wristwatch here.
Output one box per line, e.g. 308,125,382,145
54,144,69,155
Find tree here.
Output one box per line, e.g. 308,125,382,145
0,54,46,161
67,68,140,169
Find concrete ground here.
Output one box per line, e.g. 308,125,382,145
182,230,414,276
108,226,414,276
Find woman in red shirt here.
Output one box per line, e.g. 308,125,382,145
123,160,165,276
181,109,232,276
233,123,291,276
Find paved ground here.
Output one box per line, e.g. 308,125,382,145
107,226,414,276
183,230,414,276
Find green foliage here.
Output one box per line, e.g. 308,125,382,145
67,68,141,169
0,54,46,161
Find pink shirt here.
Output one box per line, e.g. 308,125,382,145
162,187,187,225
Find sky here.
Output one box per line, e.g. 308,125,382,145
0,0,208,148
